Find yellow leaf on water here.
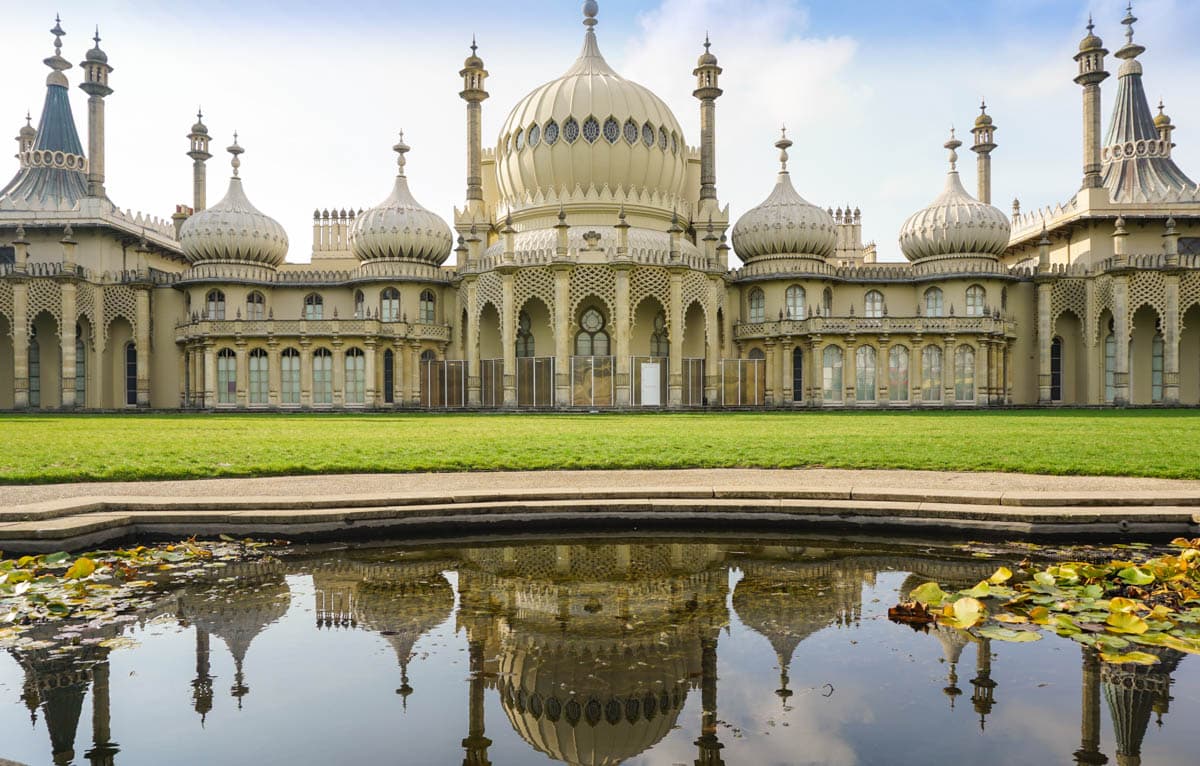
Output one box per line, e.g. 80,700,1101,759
939,597,986,629
994,613,1028,624
64,557,96,580
988,566,1013,584
1107,612,1149,635
1099,650,1160,665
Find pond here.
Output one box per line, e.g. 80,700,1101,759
1,535,1197,765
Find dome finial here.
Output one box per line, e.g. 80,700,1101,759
227,132,243,177
1123,2,1136,46
704,32,711,52
944,128,962,172
775,126,793,173
51,15,65,58
470,34,477,55
583,0,599,30
393,130,409,176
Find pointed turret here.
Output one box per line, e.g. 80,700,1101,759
1074,16,1109,190
693,33,723,208
79,26,113,198
970,100,997,203
459,36,489,208
187,109,212,212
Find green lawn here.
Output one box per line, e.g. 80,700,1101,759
0,410,1197,484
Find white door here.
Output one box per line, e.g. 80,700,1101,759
641,361,661,406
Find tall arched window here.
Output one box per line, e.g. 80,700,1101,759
345,348,365,405
1104,333,1116,403
922,345,943,401
312,348,333,404
248,349,268,405
954,346,975,402
280,348,300,405
864,290,884,319
206,289,225,320
380,288,400,323
823,287,833,315
516,311,535,357
419,290,436,323
792,347,803,402
304,293,324,320
1152,332,1164,403
575,308,609,356
924,287,944,318
353,290,366,319
246,292,265,321
748,289,765,323
855,346,877,402
966,285,986,317
785,286,805,319
28,331,40,407
74,326,86,405
383,349,395,404
888,345,910,402
1050,337,1063,402
420,349,437,362
650,311,669,357
216,348,236,405
822,345,843,402
125,343,138,406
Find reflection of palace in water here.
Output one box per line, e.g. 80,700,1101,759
4,543,1190,765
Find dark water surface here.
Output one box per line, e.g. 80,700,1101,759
2,535,1198,765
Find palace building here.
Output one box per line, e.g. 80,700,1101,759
1,2,1198,411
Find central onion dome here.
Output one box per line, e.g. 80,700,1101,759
898,132,1009,263
732,131,837,261
494,2,688,219
180,137,289,267
349,133,453,265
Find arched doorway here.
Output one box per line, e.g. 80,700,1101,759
1053,310,1085,404
681,302,706,406
31,311,61,409
1128,305,1161,404
1181,304,1200,405
104,317,134,408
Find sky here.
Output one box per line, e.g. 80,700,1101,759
2,0,1198,264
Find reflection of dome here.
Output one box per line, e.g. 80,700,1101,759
353,568,454,698
494,6,688,220
1103,646,1185,766
898,135,1009,263
349,134,453,266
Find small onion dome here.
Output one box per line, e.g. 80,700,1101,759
898,132,1010,262
463,36,484,70
1154,101,1171,128
85,28,108,63
191,109,209,135
731,130,837,260
180,135,289,266
1079,17,1103,51
974,102,992,127
349,133,453,265
18,112,36,140
697,35,718,66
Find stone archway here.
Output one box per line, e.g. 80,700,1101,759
1053,310,1085,404
630,295,667,358
0,314,12,408
1128,305,1161,405
104,317,135,409
1181,304,1200,405
517,296,553,359
30,311,61,409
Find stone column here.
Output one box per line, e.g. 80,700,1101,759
779,338,793,404
391,343,403,407
911,338,924,406
267,340,280,406
364,339,378,407
235,339,248,408
332,341,345,407
843,338,857,406
1074,649,1104,765
705,280,721,406
135,286,150,407
465,279,481,406
878,337,890,405
1004,339,1014,404
668,268,684,407
500,270,516,408
1164,273,1180,404
12,279,29,408
554,265,573,407
809,338,823,406
203,343,216,409
60,281,77,408
299,340,313,408
1112,275,1130,405
1037,281,1053,403
614,265,633,408
943,337,955,406
408,340,422,406
975,340,988,406
763,338,777,406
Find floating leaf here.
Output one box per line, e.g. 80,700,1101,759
42,552,70,565
910,582,948,607
988,567,1013,584
1033,571,1056,587
994,613,1028,624
1099,650,1160,665
977,626,1041,643
64,557,97,580
1107,612,1149,635
1118,566,1156,586
940,597,986,629
965,581,991,599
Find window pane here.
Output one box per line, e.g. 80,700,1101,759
888,346,909,401
855,346,876,401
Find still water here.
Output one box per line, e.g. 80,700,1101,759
1,536,1198,766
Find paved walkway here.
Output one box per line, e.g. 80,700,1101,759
6,467,1200,507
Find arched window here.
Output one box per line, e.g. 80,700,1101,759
74,326,86,406
748,289,765,323
419,290,436,323
420,349,437,362
515,310,535,357
248,348,268,405
792,347,803,401
1152,332,1164,403
280,348,300,405
864,290,884,319
206,289,225,320
304,293,324,321
855,346,877,401
125,343,138,406
380,288,400,323
966,285,986,317
954,346,975,402
216,348,236,405
344,348,365,405
822,345,843,402
383,349,395,404
575,308,610,356
1050,337,1063,402
922,345,943,401
823,287,833,315
785,285,805,319
246,292,265,321
1104,333,1116,403
353,290,365,320
888,345,910,402
650,311,669,357
28,331,40,407
924,287,944,318
312,348,333,404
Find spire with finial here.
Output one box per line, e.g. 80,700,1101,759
44,15,72,86
393,130,409,176
227,132,243,177
583,0,599,31
51,15,65,58
1116,2,1145,60
776,126,792,173
945,128,961,172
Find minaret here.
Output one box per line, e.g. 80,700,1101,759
970,101,997,204
191,627,214,724
84,659,119,766
459,36,489,210
693,33,723,210
1154,100,1174,155
16,112,36,158
187,109,212,211
461,633,492,766
694,634,725,766
970,637,997,730
78,27,113,199
1074,16,1109,189
1074,648,1108,765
